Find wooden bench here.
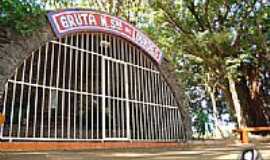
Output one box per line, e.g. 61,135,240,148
233,127,270,143
0,113,5,125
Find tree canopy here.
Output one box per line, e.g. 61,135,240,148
149,0,270,129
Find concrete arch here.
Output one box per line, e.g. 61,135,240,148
0,13,191,139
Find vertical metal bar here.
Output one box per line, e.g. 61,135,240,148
167,88,171,141
17,60,26,137
108,61,111,138
61,36,67,138
135,103,139,140
157,105,161,141
102,56,105,140
166,103,170,141
137,64,143,139
163,107,166,141
178,110,182,140
146,104,150,140
96,33,100,139
113,98,116,138
166,109,169,141
85,33,89,139
172,109,175,140
150,106,154,140
160,78,164,106
147,63,152,103
116,66,119,137
156,74,160,140
174,109,177,140
177,109,180,140
173,100,176,140
147,71,152,140
40,42,49,138
141,78,147,139
48,43,55,138
142,56,148,140
68,36,73,139
132,48,139,140
156,74,160,105
151,106,155,140
55,38,62,139
116,45,120,137
170,108,173,140
79,33,84,139
178,109,182,140
141,105,145,140
129,68,133,140
160,80,165,140
112,37,116,137
150,71,155,139
119,40,123,138
73,33,79,139
120,40,125,138
164,86,168,141
112,63,116,137
176,109,179,140
169,108,172,140
153,73,157,140
173,108,176,140
100,33,105,140
32,48,41,138
91,33,94,139
159,77,164,140
139,53,146,140
25,48,34,137
107,35,111,138
144,67,149,140
131,66,135,139
153,105,157,140
124,63,130,139
131,102,135,140
171,107,174,140
9,68,18,139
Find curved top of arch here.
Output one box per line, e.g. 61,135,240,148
47,9,163,63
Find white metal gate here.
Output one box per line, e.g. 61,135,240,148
0,33,184,142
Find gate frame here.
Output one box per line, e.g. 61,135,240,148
0,9,192,143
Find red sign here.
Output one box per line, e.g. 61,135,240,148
47,9,163,63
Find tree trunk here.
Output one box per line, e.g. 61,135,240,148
207,85,224,138
228,74,246,128
236,77,270,127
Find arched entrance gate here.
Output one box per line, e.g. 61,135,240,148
0,10,185,142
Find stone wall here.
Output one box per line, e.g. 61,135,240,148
0,16,191,140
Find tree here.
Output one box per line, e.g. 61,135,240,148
149,0,270,128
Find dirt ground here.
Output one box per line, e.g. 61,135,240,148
0,141,270,160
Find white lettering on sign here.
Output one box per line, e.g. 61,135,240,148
47,9,163,63
88,14,97,25
60,16,69,28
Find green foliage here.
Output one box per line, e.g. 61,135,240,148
0,0,46,35
43,0,74,8
146,0,270,128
